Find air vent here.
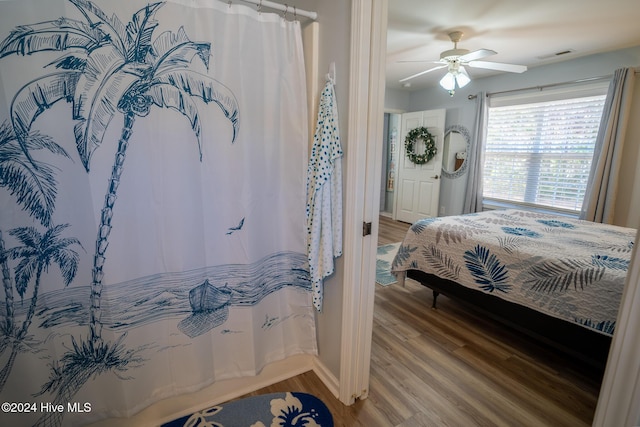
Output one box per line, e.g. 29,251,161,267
537,49,575,60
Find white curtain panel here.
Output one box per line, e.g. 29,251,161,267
462,91,487,214
580,68,636,223
0,0,316,425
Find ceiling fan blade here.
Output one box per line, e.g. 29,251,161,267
468,60,527,73
458,49,496,62
399,64,447,83
396,60,443,64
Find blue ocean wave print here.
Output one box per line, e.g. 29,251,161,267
34,251,310,337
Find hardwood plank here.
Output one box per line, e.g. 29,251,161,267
377,215,412,245
397,410,450,427
373,319,541,427
451,345,590,427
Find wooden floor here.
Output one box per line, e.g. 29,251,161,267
237,215,605,426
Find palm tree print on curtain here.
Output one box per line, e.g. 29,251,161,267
0,0,239,346
0,0,316,425
0,122,76,393
0,0,253,425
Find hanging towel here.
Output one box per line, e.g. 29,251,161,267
306,78,343,311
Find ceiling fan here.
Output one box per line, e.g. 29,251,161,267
399,31,527,95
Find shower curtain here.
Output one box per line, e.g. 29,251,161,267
0,0,316,425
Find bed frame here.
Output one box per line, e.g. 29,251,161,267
405,269,612,370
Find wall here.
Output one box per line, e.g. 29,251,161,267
384,88,410,112
385,46,640,228
297,0,352,381
311,0,351,383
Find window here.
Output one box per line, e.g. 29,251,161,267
482,84,608,214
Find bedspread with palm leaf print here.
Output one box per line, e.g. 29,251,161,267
391,209,636,336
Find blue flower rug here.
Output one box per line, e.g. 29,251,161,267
376,242,401,286
161,392,333,427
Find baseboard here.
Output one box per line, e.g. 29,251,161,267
312,357,340,399
89,354,315,427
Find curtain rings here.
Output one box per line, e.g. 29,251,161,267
257,0,262,14
293,6,297,21
282,4,288,19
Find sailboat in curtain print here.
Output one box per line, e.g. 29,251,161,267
0,1,241,425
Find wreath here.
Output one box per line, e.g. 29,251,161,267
405,127,437,165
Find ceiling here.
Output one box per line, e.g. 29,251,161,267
386,0,640,92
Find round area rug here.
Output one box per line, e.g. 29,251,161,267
162,391,334,427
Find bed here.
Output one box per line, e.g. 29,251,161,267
391,209,636,367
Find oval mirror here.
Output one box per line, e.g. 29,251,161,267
441,125,471,179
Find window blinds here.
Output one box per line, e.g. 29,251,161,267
483,92,607,213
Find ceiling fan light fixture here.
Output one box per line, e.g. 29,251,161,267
456,66,470,88
439,72,456,91
439,64,470,93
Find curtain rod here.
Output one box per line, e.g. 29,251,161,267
467,74,613,100
236,0,317,20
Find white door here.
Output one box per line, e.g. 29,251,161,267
394,109,446,223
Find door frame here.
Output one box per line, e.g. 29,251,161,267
338,0,387,404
